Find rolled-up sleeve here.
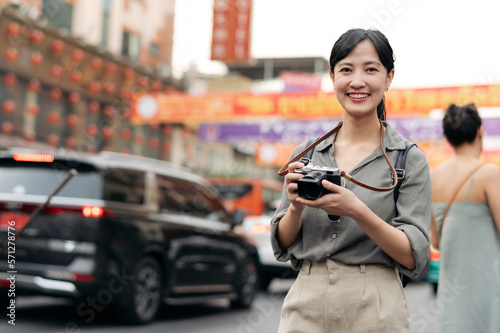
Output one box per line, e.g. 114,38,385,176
392,148,432,277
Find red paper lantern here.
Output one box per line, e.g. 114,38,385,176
148,137,159,148
103,82,116,95
101,146,112,152
1,121,14,134
149,124,159,131
121,108,131,119
30,52,43,66
89,57,102,69
66,114,79,127
102,106,114,117
121,90,133,100
70,71,82,83
30,30,44,44
51,39,65,54
151,81,162,91
26,104,40,116
28,79,41,93
47,134,60,146
88,101,100,114
65,137,78,149
88,81,101,93
104,63,117,74
5,47,19,62
50,65,63,78
71,49,84,62
163,125,173,135
49,88,62,101
102,127,114,139
2,100,15,114
4,73,17,87
6,22,20,38
137,76,148,88
68,92,81,104
123,68,135,79
121,148,131,154
86,124,98,137
47,111,60,124
120,128,131,140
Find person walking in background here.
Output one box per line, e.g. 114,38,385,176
431,103,500,333
270,28,432,333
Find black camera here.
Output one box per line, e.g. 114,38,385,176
294,166,343,221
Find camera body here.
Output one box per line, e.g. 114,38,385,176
294,166,342,200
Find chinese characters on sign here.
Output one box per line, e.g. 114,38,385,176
211,0,252,62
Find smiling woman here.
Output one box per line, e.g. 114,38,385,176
271,28,432,333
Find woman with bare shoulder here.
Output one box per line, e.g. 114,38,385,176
431,103,500,333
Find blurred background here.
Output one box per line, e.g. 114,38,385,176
0,0,498,332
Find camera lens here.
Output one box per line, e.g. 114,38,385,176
297,171,325,199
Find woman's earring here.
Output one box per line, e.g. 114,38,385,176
385,86,389,91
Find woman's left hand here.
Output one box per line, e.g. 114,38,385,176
296,179,364,219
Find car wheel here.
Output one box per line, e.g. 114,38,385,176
231,257,258,309
117,257,163,324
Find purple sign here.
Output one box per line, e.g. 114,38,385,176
198,117,500,143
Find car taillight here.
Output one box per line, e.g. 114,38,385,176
13,153,54,163
251,224,270,235
82,206,104,218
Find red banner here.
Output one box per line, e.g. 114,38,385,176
211,0,252,62
131,83,500,124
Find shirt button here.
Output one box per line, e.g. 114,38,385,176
326,252,331,257
331,233,337,239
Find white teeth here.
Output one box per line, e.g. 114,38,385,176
349,93,369,98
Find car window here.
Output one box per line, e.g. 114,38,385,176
0,159,101,199
157,175,228,222
103,168,145,204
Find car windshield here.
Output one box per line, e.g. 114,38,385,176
0,159,102,199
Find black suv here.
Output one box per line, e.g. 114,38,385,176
0,149,258,324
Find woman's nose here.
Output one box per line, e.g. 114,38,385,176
349,71,366,88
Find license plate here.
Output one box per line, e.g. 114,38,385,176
0,211,30,229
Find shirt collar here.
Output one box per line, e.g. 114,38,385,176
315,121,408,152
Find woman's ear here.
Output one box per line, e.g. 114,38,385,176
329,70,335,90
478,125,484,140
386,68,395,88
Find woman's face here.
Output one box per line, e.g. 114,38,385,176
330,39,394,118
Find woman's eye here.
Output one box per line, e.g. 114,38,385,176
339,68,351,72
367,67,378,72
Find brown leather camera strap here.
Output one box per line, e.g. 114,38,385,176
437,162,485,235
278,119,399,192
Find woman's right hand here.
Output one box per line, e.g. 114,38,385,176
285,161,308,211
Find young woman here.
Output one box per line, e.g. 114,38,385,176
270,28,432,332
431,103,500,333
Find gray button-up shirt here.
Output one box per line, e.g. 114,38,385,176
270,122,431,277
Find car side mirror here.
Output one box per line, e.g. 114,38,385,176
230,209,245,228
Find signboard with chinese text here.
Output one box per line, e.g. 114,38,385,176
211,0,252,62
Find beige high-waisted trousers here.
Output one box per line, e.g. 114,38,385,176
278,259,410,333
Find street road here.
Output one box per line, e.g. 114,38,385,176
1,279,436,333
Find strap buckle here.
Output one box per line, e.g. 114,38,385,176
392,169,405,180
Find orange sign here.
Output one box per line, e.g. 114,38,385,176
131,84,500,124
211,0,252,62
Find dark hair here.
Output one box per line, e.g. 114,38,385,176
443,103,482,147
329,29,395,120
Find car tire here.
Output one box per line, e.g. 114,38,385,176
230,257,258,309
117,257,163,324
